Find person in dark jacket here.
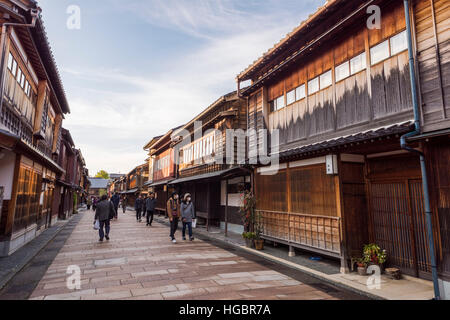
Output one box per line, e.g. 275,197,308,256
135,194,144,222
111,193,120,219
94,195,116,242
167,193,180,243
145,192,157,226
122,196,127,213
181,193,195,241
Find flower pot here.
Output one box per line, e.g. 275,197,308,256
357,266,367,276
254,239,264,250
245,239,254,248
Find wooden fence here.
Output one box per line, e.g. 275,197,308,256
257,210,342,256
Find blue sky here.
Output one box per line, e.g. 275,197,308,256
38,0,324,175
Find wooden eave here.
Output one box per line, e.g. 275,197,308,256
237,0,345,81
0,3,70,115
238,0,382,94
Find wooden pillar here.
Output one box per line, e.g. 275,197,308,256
206,181,210,232
33,80,48,135
225,179,228,237
5,154,21,239
335,159,349,274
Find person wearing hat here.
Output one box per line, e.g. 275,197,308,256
181,193,195,241
167,192,180,243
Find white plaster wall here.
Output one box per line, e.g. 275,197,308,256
0,150,16,200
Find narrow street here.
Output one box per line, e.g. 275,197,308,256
2,209,364,300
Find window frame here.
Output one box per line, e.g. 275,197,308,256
308,77,319,95
390,30,408,56
295,84,306,101
335,61,350,82
319,70,332,90
370,39,390,66
350,52,367,75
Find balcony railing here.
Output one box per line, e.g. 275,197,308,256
4,71,36,127
0,103,33,144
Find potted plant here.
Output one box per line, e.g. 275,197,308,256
242,232,256,248
363,244,387,273
240,191,257,232
356,258,367,276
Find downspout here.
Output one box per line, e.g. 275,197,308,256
401,0,440,300
0,8,41,116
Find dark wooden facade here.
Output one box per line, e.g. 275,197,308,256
0,1,87,256
147,129,180,214
169,91,249,231
237,0,449,282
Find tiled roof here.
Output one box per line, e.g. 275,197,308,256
88,178,109,189
278,121,415,159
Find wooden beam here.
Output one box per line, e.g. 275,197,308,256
225,179,228,237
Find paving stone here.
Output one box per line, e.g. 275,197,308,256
23,210,363,300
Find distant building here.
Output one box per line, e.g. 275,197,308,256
88,178,109,198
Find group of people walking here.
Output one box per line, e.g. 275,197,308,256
167,192,195,243
92,191,196,244
134,193,157,226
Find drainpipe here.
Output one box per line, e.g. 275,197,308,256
401,0,440,300
0,7,41,116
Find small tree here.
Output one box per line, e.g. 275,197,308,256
239,191,257,233
95,170,110,179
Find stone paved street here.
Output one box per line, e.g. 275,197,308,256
25,209,364,300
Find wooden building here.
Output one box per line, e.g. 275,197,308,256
123,163,148,208
52,128,75,220
407,0,450,299
143,135,162,193
0,1,74,256
88,178,108,198
146,128,182,215
236,0,448,287
168,91,251,232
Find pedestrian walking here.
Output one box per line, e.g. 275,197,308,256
142,194,147,218
92,197,98,211
135,194,144,222
94,195,116,242
122,196,127,213
87,197,92,210
181,193,195,241
145,192,157,226
111,192,120,219
167,193,180,243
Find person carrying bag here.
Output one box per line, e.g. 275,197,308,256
94,195,116,242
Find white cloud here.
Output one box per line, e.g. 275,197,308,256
62,0,319,175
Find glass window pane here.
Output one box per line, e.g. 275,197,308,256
320,70,332,89
308,77,319,95
12,60,17,77
286,89,295,105
21,74,25,88
390,30,407,55
335,61,350,82
350,52,367,74
370,40,390,65
276,96,285,110
7,53,13,71
296,84,306,100
17,68,22,83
